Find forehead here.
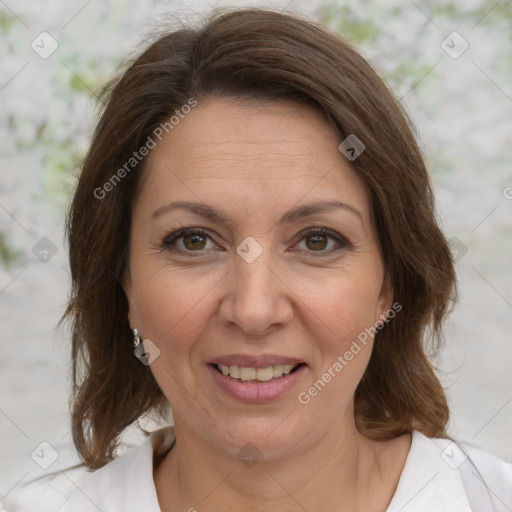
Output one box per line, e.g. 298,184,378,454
138,99,369,216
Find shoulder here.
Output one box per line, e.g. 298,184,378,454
386,431,512,512
457,437,512,507
2,427,176,512
57,426,175,512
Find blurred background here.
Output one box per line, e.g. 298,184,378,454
1,0,511,509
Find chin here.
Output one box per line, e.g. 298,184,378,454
205,412,312,463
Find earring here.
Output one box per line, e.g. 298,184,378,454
133,328,142,348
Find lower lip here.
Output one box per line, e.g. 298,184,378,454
207,364,307,403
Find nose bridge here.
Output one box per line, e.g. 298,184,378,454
236,246,274,296
225,237,291,335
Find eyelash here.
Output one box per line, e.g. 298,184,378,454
159,227,351,257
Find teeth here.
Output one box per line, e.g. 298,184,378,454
240,367,256,381
217,363,297,381
273,364,284,377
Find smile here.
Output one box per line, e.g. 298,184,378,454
207,361,307,403
215,363,300,382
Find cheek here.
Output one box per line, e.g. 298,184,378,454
302,269,383,347
130,264,221,355
131,272,213,404
297,275,381,410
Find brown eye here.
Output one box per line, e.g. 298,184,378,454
305,233,328,251
182,233,207,250
293,228,350,256
161,228,217,254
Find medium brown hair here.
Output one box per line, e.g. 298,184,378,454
63,7,457,469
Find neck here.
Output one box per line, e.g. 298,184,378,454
154,416,407,512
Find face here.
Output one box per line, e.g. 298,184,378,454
124,98,393,460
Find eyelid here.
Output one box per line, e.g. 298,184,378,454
159,227,218,252
159,226,351,255
291,227,352,254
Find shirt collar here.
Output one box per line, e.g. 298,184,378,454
60,427,176,512
385,431,472,512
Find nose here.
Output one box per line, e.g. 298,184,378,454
219,243,293,338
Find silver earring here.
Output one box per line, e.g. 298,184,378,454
133,328,142,348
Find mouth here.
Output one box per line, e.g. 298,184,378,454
206,356,308,403
209,362,306,382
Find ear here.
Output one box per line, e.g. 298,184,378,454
376,273,394,322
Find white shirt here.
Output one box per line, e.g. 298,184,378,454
5,427,512,511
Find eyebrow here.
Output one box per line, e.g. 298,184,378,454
151,199,364,227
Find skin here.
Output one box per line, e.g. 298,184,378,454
124,98,411,511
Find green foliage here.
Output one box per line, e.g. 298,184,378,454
0,12,17,33
0,232,20,268
318,3,380,44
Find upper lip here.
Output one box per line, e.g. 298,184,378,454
209,354,305,368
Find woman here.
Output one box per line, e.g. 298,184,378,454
58,7,510,512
